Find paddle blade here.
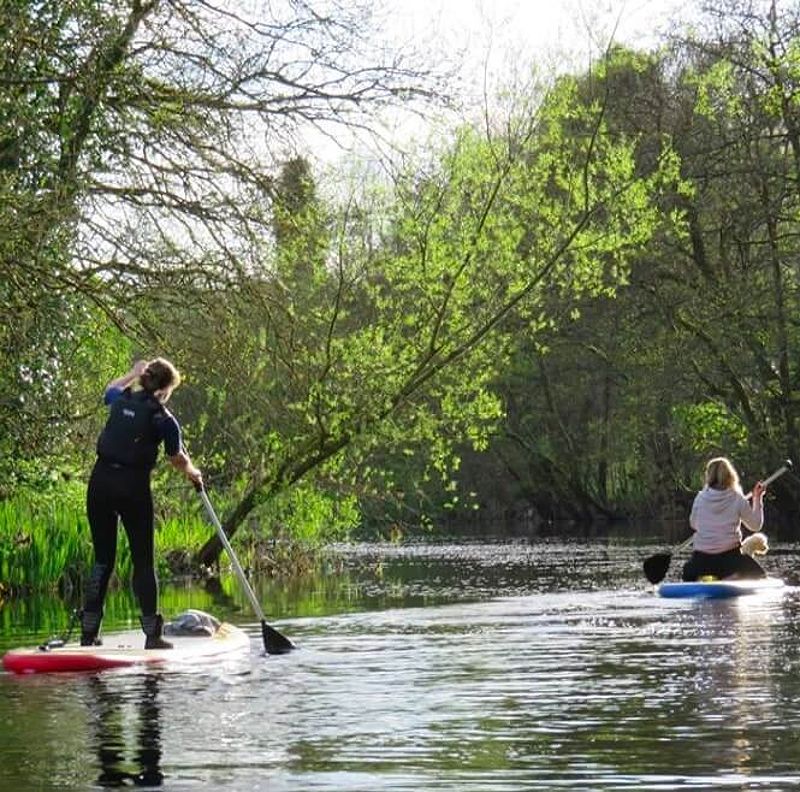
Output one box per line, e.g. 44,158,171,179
643,552,672,585
262,621,295,655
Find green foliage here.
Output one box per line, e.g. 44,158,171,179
672,401,749,455
249,483,360,544
0,293,133,497
8,0,800,562
690,59,740,119
0,483,93,593
190,69,672,548
0,481,211,592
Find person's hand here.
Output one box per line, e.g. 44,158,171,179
132,359,148,377
186,466,203,488
752,481,766,500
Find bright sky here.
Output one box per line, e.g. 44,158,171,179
386,0,693,94
386,0,689,56
312,0,694,163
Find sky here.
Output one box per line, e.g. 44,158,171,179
314,0,692,161
388,0,681,51
390,0,695,95
302,0,696,166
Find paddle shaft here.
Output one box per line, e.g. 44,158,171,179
753,462,791,491
198,489,267,622
198,487,295,653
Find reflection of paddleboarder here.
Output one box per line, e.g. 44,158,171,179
81,358,203,649
88,673,164,787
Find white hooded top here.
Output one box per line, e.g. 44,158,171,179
689,486,763,554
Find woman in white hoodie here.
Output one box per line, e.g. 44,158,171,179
682,457,766,581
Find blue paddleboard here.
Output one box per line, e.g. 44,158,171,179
658,577,785,599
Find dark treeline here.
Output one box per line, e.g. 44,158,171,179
3,0,800,572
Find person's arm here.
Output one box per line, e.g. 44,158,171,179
740,481,765,532
168,450,203,487
158,412,202,486
106,360,147,391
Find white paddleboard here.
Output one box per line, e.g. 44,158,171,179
2,613,250,675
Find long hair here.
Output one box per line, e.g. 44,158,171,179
704,457,741,493
139,358,181,401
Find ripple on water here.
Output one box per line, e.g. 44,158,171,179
4,541,800,791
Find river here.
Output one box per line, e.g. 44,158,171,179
2,538,800,791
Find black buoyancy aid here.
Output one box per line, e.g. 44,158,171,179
96,389,164,469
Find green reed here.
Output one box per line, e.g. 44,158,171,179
0,493,87,594
0,479,335,598
0,485,213,595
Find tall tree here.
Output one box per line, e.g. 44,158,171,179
0,0,439,485
660,0,800,509
190,65,680,564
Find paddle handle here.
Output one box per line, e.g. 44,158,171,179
198,488,267,625
756,460,792,491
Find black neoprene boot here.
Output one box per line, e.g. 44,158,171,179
80,609,103,646
141,614,173,650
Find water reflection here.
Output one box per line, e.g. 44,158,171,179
87,674,163,788
5,541,800,791
667,596,781,780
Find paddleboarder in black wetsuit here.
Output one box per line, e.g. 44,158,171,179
81,358,203,649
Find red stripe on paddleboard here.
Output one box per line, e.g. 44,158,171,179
2,623,250,674
2,650,158,674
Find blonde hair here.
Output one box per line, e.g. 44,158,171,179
704,457,741,492
139,358,181,401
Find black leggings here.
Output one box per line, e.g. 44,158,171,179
84,460,158,617
682,547,766,582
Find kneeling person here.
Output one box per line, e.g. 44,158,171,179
682,457,766,582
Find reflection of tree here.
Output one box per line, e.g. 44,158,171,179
202,576,238,611
87,673,163,787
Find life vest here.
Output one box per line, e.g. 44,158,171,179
96,389,164,469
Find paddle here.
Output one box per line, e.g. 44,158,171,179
642,459,793,585
197,485,295,655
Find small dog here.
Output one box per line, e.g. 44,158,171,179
741,532,769,557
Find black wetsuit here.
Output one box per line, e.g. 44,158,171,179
83,388,181,619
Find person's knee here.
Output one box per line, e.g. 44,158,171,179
740,557,766,579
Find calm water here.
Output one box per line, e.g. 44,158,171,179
2,539,800,791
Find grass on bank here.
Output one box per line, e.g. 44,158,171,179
0,484,212,595
0,478,359,596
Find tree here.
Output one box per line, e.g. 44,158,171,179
655,0,800,519
0,0,440,487
473,4,800,531
427,47,693,527
190,63,679,564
